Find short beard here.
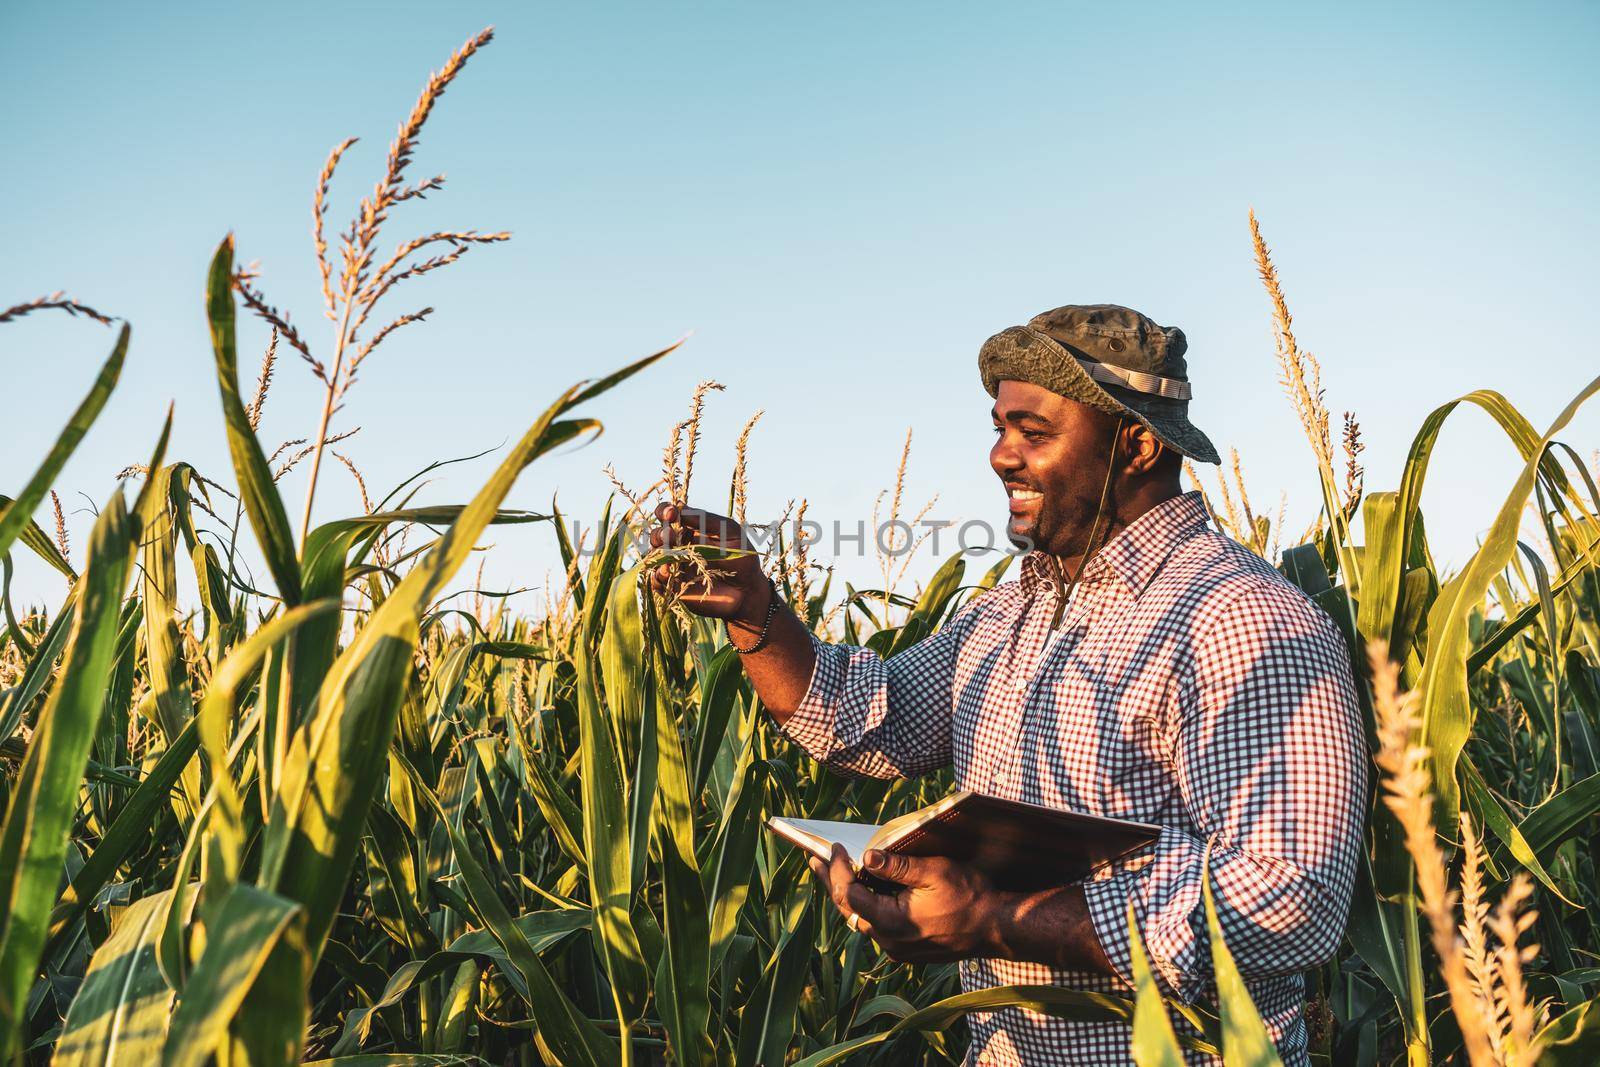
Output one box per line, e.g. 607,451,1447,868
1010,418,1129,561
1035,467,1122,564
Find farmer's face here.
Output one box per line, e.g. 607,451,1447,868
989,380,1120,557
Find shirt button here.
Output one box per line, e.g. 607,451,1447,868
962,959,978,977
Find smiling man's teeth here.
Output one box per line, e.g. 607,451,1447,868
1009,489,1042,501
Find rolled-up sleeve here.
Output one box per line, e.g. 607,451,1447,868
776,601,985,780
1083,582,1368,1001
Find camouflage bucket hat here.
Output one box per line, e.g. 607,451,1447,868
977,303,1220,465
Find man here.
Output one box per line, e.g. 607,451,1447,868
648,304,1368,1066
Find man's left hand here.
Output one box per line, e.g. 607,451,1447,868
808,845,1012,963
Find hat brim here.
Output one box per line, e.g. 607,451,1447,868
979,325,1221,465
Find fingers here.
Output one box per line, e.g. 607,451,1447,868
649,517,691,551
649,502,695,554
672,506,751,549
649,562,674,596
861,849,932,888
824,844,856,910
811,847,876,938
810,845,911,942
843,880,898,930
647,505,700,598
650,501,754,560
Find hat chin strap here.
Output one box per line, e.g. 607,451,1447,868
1048,416,1123,631
1076,357,1191,400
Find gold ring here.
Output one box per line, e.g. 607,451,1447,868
847,912,861,933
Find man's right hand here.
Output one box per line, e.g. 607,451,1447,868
647,502,814,719
647,503,770,623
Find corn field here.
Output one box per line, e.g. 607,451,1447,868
5,28,1600,1067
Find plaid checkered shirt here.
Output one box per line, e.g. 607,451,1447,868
779,491,1367,1066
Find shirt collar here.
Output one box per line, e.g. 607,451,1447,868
1017,491,1212,599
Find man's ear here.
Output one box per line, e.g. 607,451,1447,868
1121,422,1164,474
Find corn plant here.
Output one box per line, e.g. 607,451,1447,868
1240,215,1600,1067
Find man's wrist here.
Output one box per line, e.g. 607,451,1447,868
726,577,775,635
980,888,1026,961
976,884,1110,974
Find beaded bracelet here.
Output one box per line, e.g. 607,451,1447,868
727,577,780,654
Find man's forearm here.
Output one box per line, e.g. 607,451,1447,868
725,584,817,722
986,884,1116,975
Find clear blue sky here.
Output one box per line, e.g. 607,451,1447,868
4,1,1597,608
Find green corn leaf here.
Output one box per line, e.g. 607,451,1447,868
156,809,208,992
228,936,313,1067
703,755,763,972
516,726,588,873
1536,994,1600,1066
161,884,306,1067
139,464,203,818
789,983,1170,1067
603,562,657,895
0,490,135,1060
0,322,127,565
575,617,648,1024
1278,544,1332,597
49,717,199,944
0,592,76,746
259,396,606,954
580,516,626,654
205,235,302,604
1386,389,1558,636
974,552,1014,594
1460,756,1577,906
736,895,818,1067
1339,853,1411,1029
128,403,175,542
362,804,439,959
1202,866,1283,1066
644,594,714,1067
850,993,915,1027
395,753,615,1066
1128,902,1186,1066
1563,650,1600,781
332,909,589,1053
191,540,232,664
692,642,745,799
627,645,659,903
1416,374,1600,829
284,519,380,737
1521,770,1600,861
568,336,682,407
52,890,176,1066
599,557,647,768
257,625,412,955
444,906,592,959
290,507,543,738
1355,492,1437,662
552,494,585,612
0,494,75,582
199,600,339,883
1356,489,1408,646
304,1056,480,1066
